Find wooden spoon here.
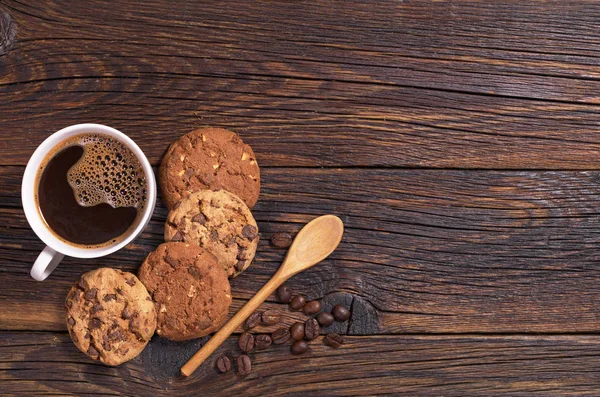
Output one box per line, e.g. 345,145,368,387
180,214,344,377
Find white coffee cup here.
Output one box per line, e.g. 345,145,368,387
22,124,157,281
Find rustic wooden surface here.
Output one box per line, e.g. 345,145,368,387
3,0,600,395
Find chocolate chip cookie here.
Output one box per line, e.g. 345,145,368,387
159,127,260,209
65,268,156,366
164,189,259,278
138,242,232,341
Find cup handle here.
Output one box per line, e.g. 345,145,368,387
31,246,64,281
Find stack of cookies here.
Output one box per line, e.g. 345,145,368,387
65,128,261,364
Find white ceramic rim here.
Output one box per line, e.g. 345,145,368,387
21,123,157,258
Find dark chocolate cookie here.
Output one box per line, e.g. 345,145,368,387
159,127,260,209
65,268,156,366
164,189,259,278
138,242,232,341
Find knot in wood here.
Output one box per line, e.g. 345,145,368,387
0,9,16,56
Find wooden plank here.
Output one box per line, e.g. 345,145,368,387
4,167,600,333
3,332,600,396
3,1,600,167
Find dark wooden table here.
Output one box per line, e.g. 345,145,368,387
3,1,600,395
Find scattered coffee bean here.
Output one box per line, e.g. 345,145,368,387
238,332,255,353
316,312,335,327
216,355,232,373
244,312,262,330
276,285,293,303
271,232,293,248
290,322,305,341
304,318,320,340
255,334,272,350
332,304,351,322
289,295,306,311
303,300,321,315
272,327,291,345
290,340,309,355
237,355,252,376
261,309,282,325
324,333,344,348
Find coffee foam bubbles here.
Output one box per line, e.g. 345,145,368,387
66,134,146,208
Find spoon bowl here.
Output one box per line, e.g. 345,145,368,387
277,215,344,279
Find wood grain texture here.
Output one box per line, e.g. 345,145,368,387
4,167,600,333
3,0,600,395
3,332,600,396
3,1,600,167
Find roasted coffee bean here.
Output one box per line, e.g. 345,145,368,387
244,312,262,330
271,232,293,248
290,340,309,355
261,309,282,325
238,332,255,353
304,318,320,340
276,285,293,303
271,327,291,345
216,355,232,373
332,304,351,321
290,322,305,340
324,333,344,348
303,300,321,315
289,295,306,311
237,355,252,376
316,312,335,327
255,334,272,350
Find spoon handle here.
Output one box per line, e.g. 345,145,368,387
180,273,284,376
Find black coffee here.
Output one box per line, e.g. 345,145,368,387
36,134,147,247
